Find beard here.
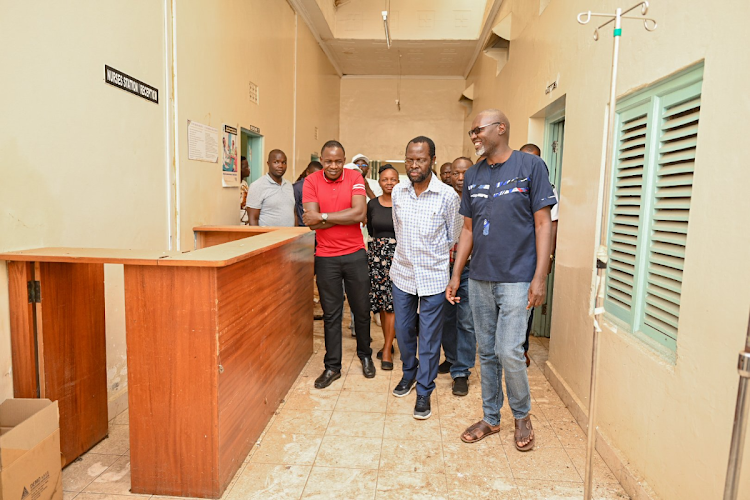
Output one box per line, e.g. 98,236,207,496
408,169,430,184
474,144,486,157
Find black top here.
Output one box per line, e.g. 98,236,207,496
293,178,305,226
366,197,396,239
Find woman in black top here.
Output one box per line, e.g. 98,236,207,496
367,165,399,370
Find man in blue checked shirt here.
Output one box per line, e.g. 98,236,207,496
446,109,556,452
390,136,461,420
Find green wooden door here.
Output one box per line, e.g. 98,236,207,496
531,118,564,338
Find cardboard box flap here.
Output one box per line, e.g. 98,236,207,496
0,400,59,470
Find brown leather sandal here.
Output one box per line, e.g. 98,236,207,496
514,416,535,451
460,420,501,444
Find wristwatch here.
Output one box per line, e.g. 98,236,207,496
321,213,329,223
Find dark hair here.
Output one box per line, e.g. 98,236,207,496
321,140,345,155
241,156,247,162
520,143,541,156
453,156,473,164
406,136,436,158
296,161,324,182
378,164,397,175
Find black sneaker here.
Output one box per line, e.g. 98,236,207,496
414,395,432,419
452,376,469,396
438,360,452,374
392,378,417,398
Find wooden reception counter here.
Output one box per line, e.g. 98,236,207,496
1,227,315,498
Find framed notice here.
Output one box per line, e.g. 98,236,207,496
187,120,219,163
222,125,239,187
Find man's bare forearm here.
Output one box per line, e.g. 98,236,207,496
534,218,552,278
451,222,473,280
325,206,366,226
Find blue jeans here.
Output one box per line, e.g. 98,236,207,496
443,266,476,379
469,279,531,425
393,285,445,397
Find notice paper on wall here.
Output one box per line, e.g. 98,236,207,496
187,120,219,163
222,124,239,187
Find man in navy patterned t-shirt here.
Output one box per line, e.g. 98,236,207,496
446,109,557,452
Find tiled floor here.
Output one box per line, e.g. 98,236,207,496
62,314,630,500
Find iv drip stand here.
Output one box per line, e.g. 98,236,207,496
723,312,750,500
576,4,656,499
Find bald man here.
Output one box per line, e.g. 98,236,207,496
447,109,557,452
246,149,295,226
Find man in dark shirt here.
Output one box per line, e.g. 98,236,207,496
439,162,453,185
447,109,556,451
441,157,476,397
294,161,322,226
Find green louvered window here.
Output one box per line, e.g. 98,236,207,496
604,64,703,351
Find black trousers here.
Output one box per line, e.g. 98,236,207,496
315,249,372,371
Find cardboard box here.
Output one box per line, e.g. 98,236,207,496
0,399,62,500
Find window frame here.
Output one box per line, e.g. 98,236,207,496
604,63,704,351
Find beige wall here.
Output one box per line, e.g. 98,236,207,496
295,19,341,172
340,77,466,165
0,1,169,408
0,1,340,415
464,0,750,498
175,0,295,249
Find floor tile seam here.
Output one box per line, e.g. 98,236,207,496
74,453,129,493
309,460,382,471
297,462,316,500
560,440,586,483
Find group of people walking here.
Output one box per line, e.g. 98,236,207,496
240,109,558,452
298,108,558,453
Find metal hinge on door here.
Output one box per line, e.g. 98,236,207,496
541,304,547,315
551,141,559,153
27,280,41,303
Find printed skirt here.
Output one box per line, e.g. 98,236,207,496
368,237,396,313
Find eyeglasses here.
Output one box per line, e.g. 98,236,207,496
404,158,432,166
467,122,501,137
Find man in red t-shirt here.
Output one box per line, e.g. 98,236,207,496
302,140,375,388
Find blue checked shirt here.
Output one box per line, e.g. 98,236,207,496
390,173,462,296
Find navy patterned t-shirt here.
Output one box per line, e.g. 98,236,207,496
459,151,557,283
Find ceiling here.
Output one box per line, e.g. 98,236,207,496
328,39,476,76
289,0,504,77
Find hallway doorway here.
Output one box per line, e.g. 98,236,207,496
531,113,565,339
240,128,264,183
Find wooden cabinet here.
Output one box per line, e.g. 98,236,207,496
7,260,107,466
2,227,314,498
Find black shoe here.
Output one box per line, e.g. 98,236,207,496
452,376,469,397
381,360,394,371
314,369,341,389
376,346,395,360
414,395,432,419
392,378,417,398
361,357,376,378
438,360,453,374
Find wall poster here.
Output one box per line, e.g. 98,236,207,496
187,120,218,163
222,124,239,187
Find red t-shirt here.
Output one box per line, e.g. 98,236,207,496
302,169,367,257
